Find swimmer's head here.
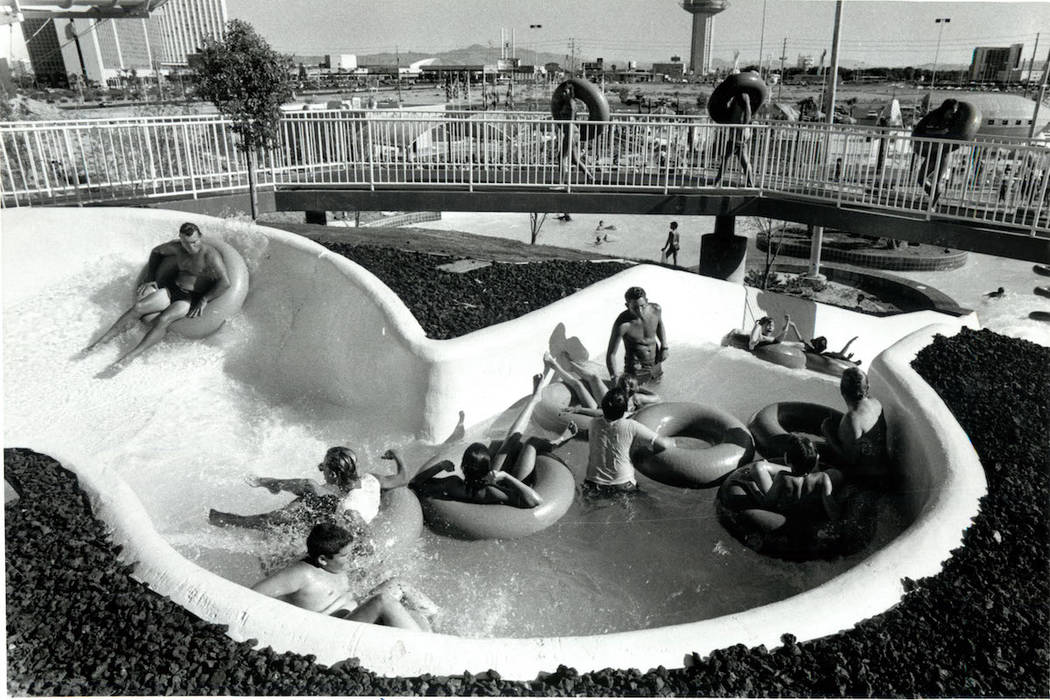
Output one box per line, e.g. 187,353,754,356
670,221,678,230
305,522,354,566
840,366,869,403
461,442,493,488
321,446,359,490
615,373,639,395
784,434,820,475
178,222,202,253
757,316,774,330
811,336,829,353
601,388,630,421
625,287,647,314
625,286,646,302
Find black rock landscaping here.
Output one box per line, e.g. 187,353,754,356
5,244,1049,695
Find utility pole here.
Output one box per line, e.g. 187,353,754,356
396,46,403,107
1024,33,1040,98
778,37,787,102
757,0,767,78
809,0,844,282
1030,46,1050,138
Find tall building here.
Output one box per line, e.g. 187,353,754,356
156,0,228,66
969,44,1023,83
21,17,69,86
681,0,728,75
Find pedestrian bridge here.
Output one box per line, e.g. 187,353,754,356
2,109,1047,262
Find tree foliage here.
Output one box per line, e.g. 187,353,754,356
191,19,293,152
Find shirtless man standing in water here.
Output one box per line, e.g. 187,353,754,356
252,522,437,630
605,286,668,385
84,222,231,373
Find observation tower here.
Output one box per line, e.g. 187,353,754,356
681,0,729,75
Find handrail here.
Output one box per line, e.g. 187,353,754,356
1,111,1047,237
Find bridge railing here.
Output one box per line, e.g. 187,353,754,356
3,111,1047,235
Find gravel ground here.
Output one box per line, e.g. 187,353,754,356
5,244,1048,696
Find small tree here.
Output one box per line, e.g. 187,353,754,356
191,19,293,219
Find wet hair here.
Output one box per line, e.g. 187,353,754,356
810,336,828,353
757,316,774,327
601,388,630,421
669,221,678,229
305,522,354,563
460,442,493,489
784,434,820,475
840,366,869,403
179,222,201,237
941,98,960,112
323,446,359,491
624,286,646,302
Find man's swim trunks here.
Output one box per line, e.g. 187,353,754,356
164,283,203,307
624,359,663,384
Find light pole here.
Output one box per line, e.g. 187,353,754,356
931,17,950,91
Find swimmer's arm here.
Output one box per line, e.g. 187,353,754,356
655,308,668,361
202,248,231,303
376,449,410,489
248,476,322,497
251,567,304,601
820,473,841,521
408,459,456,488
774,315,792,343
747,323,764,351
605,322,625,377
492,471,542,508
634,423,672,455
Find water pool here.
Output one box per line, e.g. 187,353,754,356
3,239,909,640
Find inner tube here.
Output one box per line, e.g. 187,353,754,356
550,78,610,141
707,72,769,124
715,481,879,561
631,402,755,488
368,487,423,553
419,455,575,540
135,237,249,339
803,352,856,378
747,401,844,462
1029,310,1050,323
912,100,981,143
1034,264,1050,278
532,381,594,435
1035,286,1050,299
723,331,807,370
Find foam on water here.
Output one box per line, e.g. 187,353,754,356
4,229,911,639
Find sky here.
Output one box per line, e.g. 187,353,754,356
2,0,1047,69
223,0,1049,68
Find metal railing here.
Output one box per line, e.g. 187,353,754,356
3,110,1048,235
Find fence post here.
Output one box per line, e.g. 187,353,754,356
366,117,376,191
925,140,943,220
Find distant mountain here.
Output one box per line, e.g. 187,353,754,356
337,45,970,72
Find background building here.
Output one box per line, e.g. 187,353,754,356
19,0,226,85
21,17,67,85
969,44,1023,83
157,0,227,66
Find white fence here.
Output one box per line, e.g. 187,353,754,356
2,110,1048,235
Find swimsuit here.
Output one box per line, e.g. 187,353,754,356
165,283,203,307
853,413,889,471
